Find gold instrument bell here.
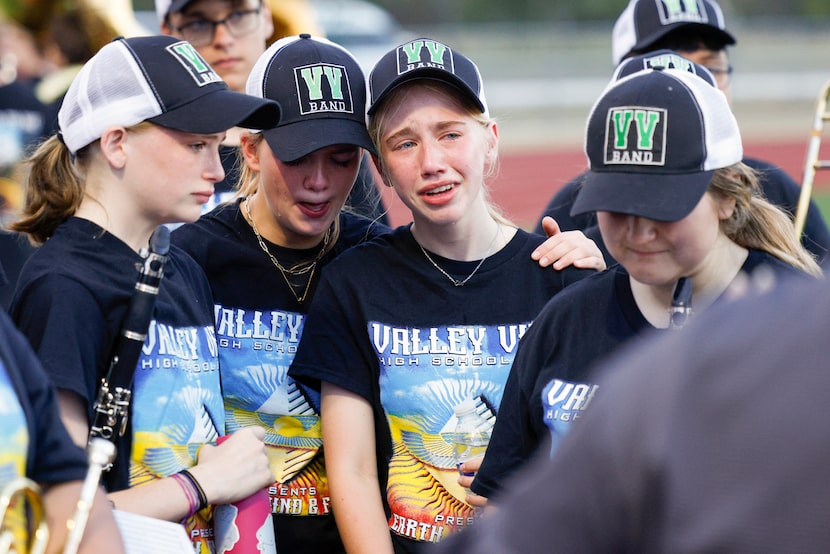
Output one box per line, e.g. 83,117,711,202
0,477,48,554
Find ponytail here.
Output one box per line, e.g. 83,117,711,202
10,135,87,245
712,163,822,278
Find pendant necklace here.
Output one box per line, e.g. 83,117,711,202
416,223,503,287
244,197,331,304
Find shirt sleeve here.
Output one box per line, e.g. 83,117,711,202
1,312,87,484
11,273,110,412
289,269,380,404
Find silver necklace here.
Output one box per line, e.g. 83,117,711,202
243,197,331,304
416,224,502,287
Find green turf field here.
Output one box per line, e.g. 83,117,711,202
813,192,830,224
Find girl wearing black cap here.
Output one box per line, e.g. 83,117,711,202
472,66,822,506
288,37,605,552
9,35,279,553
171,33,391,553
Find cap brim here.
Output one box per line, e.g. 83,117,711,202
571,169,714,222
368,71,486,116
149,90,280,134
261,118,376,162
168,0,194,13
634,24,736,54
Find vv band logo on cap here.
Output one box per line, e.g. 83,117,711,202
640,52,695,72
295,63,354,115
604,107,667,166
167,42,222,86
657,0,710,25
397,39,453,76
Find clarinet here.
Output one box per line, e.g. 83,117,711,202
668,276,693,329
89,225,171,444
63,226,170,554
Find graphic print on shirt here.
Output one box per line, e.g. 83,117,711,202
542,378,598,458
0,363,29,551
372,321,530,543
130,320,221,554
214,306,330,518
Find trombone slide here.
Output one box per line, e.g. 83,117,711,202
795,79,830,236
62,439,116,554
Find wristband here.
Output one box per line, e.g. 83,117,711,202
170,472,199,519
179,469,209,513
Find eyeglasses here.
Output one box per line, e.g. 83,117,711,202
172,4,262,47
705,65,734,86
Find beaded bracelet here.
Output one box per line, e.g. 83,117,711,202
170,472,199,519
179,469,208,513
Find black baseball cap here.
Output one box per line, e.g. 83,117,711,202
59,35,280,155
572,67,742,222
367,37,488,116
612,49,716,87
246,34,375,162
612,0,736,66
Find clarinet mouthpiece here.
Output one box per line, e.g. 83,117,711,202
149,225,171,256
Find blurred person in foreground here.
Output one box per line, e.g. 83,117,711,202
157,0,388,222
536,0,830,264
438,271,830,553
0,261,123,553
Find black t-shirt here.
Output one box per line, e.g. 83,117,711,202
474,249,813,499
10,217,219,552
0,231,36,311
290,226,594,550
0,309,87,486
438,273,830,554
172,201,389,553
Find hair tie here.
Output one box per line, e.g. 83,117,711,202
178,469,208,513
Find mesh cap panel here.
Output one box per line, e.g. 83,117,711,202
59,41,162,154
58,36,279,154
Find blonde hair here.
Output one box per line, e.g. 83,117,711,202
235,132,263,200
11,122,155,245
712,162,822,278
367,80,512,227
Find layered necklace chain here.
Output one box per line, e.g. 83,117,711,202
416,223,503,287
244,197,332,304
